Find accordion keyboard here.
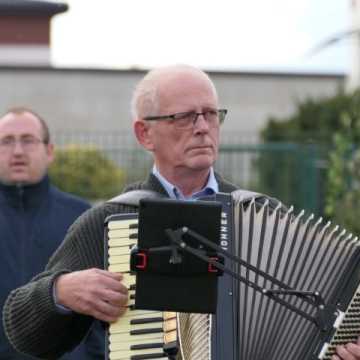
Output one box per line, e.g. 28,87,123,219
319,285,360,359
106,216,177,360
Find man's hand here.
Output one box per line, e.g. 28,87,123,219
332,337,360,360
55,268,128,323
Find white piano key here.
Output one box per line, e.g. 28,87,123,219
109,246,133,256
108,263,130,273
108,228,137,239
108,219,138,230
108,254,131,265
108,238,136,248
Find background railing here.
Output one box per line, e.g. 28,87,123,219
52,131,328,215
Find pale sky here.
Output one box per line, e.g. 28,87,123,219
51,0,351,73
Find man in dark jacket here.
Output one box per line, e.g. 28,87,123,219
0,107,103,359
3,67,360,360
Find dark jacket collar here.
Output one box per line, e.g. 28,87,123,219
0,175,50,209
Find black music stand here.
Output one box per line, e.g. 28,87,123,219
133,198,222,314
133,197,333,329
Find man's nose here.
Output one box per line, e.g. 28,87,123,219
12,141,25,154
193,114,210,132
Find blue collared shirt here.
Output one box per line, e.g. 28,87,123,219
152,166,219,200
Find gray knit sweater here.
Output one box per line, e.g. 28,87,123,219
3,173,237,359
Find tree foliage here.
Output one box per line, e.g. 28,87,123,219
323,107,360,232
49,145,125,201
327,139,360,234
259,89,360,231
262,90,357,143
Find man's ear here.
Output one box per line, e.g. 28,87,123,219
133,120,155,151
46,143,55,165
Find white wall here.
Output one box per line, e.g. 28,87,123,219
0,67,344,144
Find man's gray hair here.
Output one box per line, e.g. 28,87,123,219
130,65,218,120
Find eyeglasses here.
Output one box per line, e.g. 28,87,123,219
143,109,227,130
0,136,46,152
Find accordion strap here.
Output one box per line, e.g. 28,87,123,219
108,189,165,206
232,189,263,202
108,188,282,210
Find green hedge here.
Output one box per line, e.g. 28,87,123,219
257,88,360,234
49,145,125,201
326,134,360,233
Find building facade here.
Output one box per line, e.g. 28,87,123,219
0,66,345,144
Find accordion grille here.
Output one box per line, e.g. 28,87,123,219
178,313,211,360
320,286,360,359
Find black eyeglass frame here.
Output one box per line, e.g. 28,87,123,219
143,108,228,125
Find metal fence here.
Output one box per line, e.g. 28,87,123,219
52,131,327,214
217,143,327,215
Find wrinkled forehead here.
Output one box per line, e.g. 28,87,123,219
156,70,219,110
0,112,43,138
158,69,217,95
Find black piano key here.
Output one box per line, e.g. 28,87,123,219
130,342,163,350
130,328,163,335
131,317,163,325
130,353,166,360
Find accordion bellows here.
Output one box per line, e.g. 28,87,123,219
210,192,360,360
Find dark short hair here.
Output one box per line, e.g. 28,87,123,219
1,107,51,144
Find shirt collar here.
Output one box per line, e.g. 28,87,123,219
152,166,218,200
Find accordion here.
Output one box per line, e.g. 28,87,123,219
104,190,360,360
